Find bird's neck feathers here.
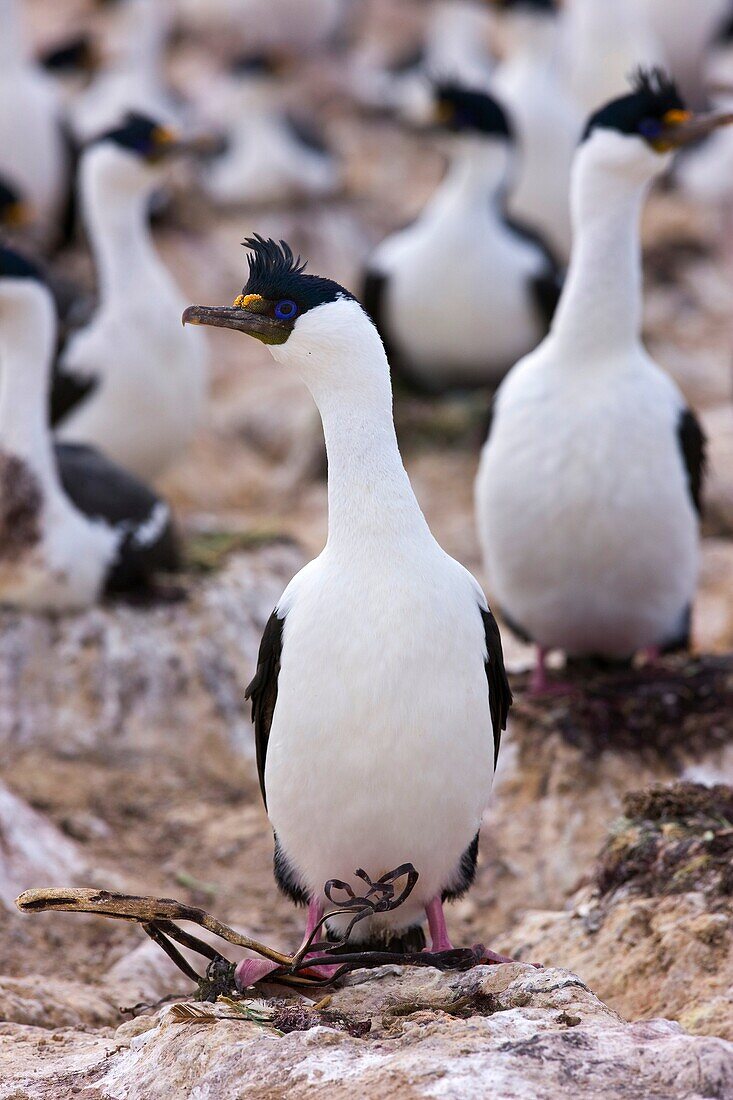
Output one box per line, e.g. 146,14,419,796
430,136,512,218
0,0,30,69
272,300,432,557
81,147,172,306
549,140,655,361
0,283,59,488
501,10,559,63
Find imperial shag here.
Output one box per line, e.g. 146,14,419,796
475,72,723,690
183,236,512,981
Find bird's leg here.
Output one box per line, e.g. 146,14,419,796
530,646,551,694
530,646,577,697
640,645,661,665
425,896,453,952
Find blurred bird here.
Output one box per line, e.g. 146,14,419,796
475,71,723,691
0,0,70,246
70,0,183,143
54,114,208,480
0,246,179,612
201,53,339,206
640,0,731,109
362,83,562,393
351,0,495,114
565,0,662,115
490,0,582,261
183,236,512,979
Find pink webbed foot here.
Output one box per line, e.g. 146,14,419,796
235,899,342,989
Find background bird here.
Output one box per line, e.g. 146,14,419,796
362,81,562,394
475,71,720,691
0,245,179,611
53,113,208,480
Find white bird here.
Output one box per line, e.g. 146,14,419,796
362,83,561,393
70,0,182,144
54,114,208,481
475,72,721,692
201,54,339,207
490,0,582,262
565,0,663,116
183,235,512,979
0,246,179,612
639,0,731,108
0,0,69,245
351,0,495,115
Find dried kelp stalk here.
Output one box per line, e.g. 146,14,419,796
16,865,487,997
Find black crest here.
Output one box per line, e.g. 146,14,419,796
230,53,280,77
93,112,165,156
0,245,44,283
433,82,513,140
241,235,355,313
0,178,22,217
583,67,686,143
495,0,556,11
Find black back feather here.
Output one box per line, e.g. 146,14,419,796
245,609,285,808
481,607,512,767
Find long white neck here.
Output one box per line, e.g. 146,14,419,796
0,0,29,69
278,305,433,559
549,142,655,359
501,12,560,67
427,136,510,220
80,146,169,306
0,284,60,489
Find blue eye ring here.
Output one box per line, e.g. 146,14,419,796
638,118,662,139
275,299,298,320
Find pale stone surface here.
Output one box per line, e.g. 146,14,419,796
0,785,86,911
455,658,733,945
1,964,732,1099
498,782,733,1041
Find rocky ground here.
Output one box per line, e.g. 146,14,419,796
1,1,732,1095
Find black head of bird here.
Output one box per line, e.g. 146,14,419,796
0,180,32,230
429,83,514,142
183,235,356,347
488,0,557,11
229,52,291,80
583,68,733,158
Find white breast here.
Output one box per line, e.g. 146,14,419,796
475,346,699,657
264,547,495,938
57,291,207,480
376,210,545,387
0,69,66,237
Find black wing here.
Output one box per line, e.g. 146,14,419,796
55,442,180,591
481,607,512,768
50,363,98,426
504,213,563,330
677,408,706,516
285,113,331,156
245,611,284,808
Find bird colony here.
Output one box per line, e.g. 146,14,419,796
1,0,733,1095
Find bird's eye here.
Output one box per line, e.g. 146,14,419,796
638,118,662,139
275,299,298,320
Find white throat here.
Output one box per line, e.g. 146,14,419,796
80,145,171,307
549,136,661,359
271,301,432,556
0,282,60,490
427,136,511,220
